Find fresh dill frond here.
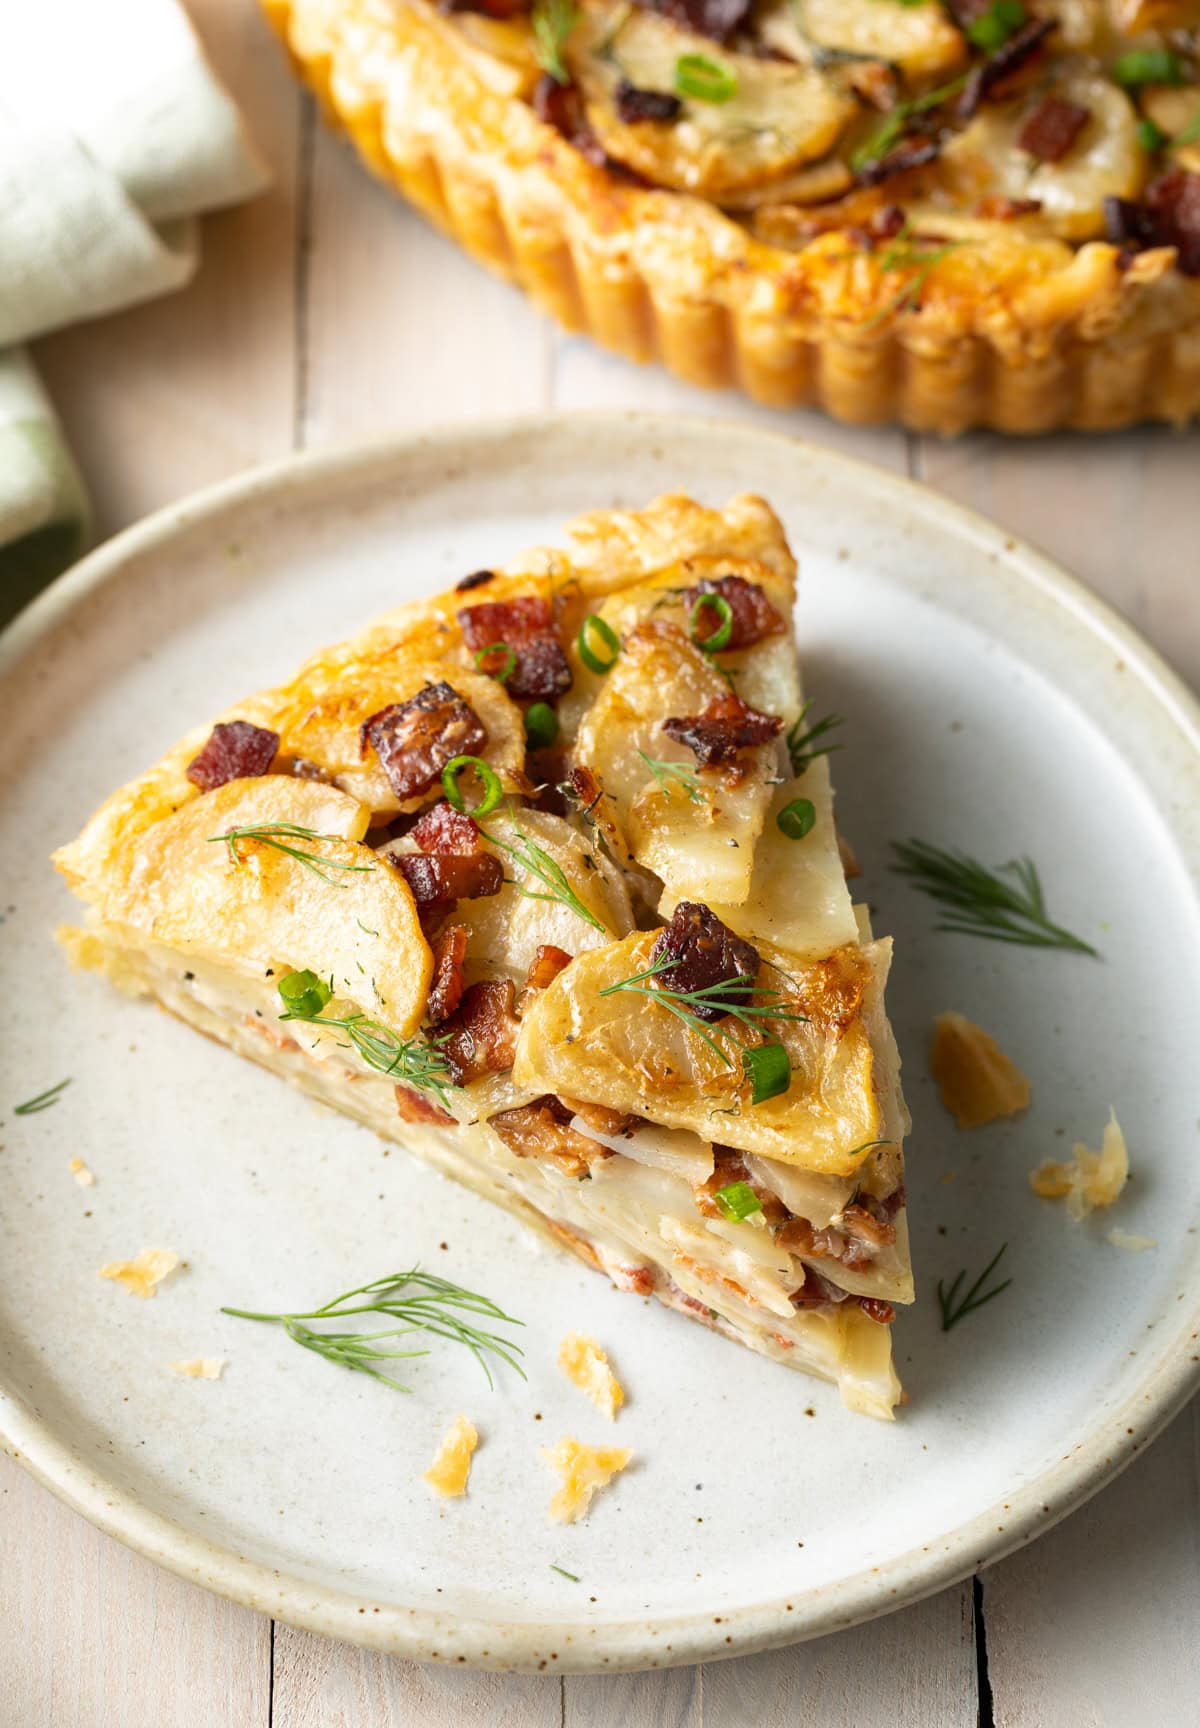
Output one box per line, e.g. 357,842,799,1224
14,1078,72,1115
865,222,962,326
550,1564,581,1581
937,1243,1012,1333
637,749,706,805
280,997,457,1106
531,0,578,84
211,823,375,888
599,953,805,1067
222,1269,525,1391
480,817,606,932
785,700,844,776
891,839,1099,956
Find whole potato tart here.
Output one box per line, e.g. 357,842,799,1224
263,0,1200,431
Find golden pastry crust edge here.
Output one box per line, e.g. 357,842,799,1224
262,0,1200,435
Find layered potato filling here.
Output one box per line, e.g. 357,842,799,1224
435,0,1200,283
56,495,911,1419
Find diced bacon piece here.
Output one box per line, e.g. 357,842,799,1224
649,901,759,1023
1017,95,1088,163
533,74,608,168
523,943,572,994
680,575,785,651
693,1146,785,1223
186,720,279,791
958,19,1055,120
395,1083,456,1125
615,79,681,125
360,682,487,802
411,799,480,854
391,851,503,907
442,980,521,1083
662,692,783,766
563,1095,633,1137
489,1094,607,1179
858,1297,897,1325
776,1215,874,1271
427,922,469,1024
609,1263,657,1296
457,594,572,702
840,1201,897,1250
856,138,941,188
639,0,753,45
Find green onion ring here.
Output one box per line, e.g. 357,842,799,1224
441,754,503,817
689,593,734,653
743,1042,791,1107
278,968,333,1020
674,53,737,104
578,614,620,675
712,1179,764,1221
777,797,816,841
473,643,517,683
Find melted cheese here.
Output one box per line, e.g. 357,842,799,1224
423,1414,479,1497
99,1248,180,1299
930,1012,1031,1129
540,1435,632,1523
558,1333,625,1420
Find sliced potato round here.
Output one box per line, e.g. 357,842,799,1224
513,929,884,1174
281,656,527,815
941,71,1144,240
775,0,966,83
100,777,431,1036
570,0,855,199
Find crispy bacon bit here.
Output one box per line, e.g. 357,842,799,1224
441,979,520,1083
880,1182,906,1220
455,568,497,592
411,799,480,855
360,681,487,802
489,1094,607,1180
975,195,1042,220
840,1202,897,1250
858,1297,897,1326
791,1265,852,1307
776,1215,875,1271
563,1096,636,1137
533,74,608,168
662,692,783,766
649,901,759,1024
457,594,572,703
856,137,941,188
427,922,469,1024
186,720,279,791
526,746,570,814
958,19,1055,121
636,0,753,44
395,1083,456,1125
1106,170,1200,276
392,851,503,906
523,943,573,994
681,575,784,651
615,78,682,124
609,1263,657,1296
1018,95,1088,163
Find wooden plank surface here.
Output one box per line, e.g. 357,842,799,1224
3,2,1198,1724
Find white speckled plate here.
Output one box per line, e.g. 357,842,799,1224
1,415,1198,1673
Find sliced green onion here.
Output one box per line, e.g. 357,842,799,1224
441,754,503,817
473,642,516,683
742,1043,792,1107
674,52,737,104
1113,48,1182,88
777,797,816,840
713,1179,764,1221
965,0,1025,53
689,593,733,652
524,702,560,749
278,968,333,1020
577,614,620,675
1136,117,1167,154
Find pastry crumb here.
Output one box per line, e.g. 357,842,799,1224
1106,1229,1156,1253
1030,1111,1129,1220
423,1414,478,1498
168,1357,225,1379
68,1157,95,1187
540,1436,631,1524
99,1248,180,1298
930,1012,1030,1128
558,1332,625,1420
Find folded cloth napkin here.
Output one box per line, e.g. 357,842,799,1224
0,0,270,617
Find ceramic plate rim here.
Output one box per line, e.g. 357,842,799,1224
2,411,1198,1671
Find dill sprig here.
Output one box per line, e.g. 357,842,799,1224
281,996,457,1106
891,839,1098,956
865,222,961,327
222,1269,525,1391
480,818,606,932
211,823,375,888
637,749,706,805
937,1243,1012,1333
599,952,805,1067
531,0,578,84
14,1078,72,1115
550,1564,580,1581
785,700,843,776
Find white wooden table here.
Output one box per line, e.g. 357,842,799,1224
4,5,1198,1722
